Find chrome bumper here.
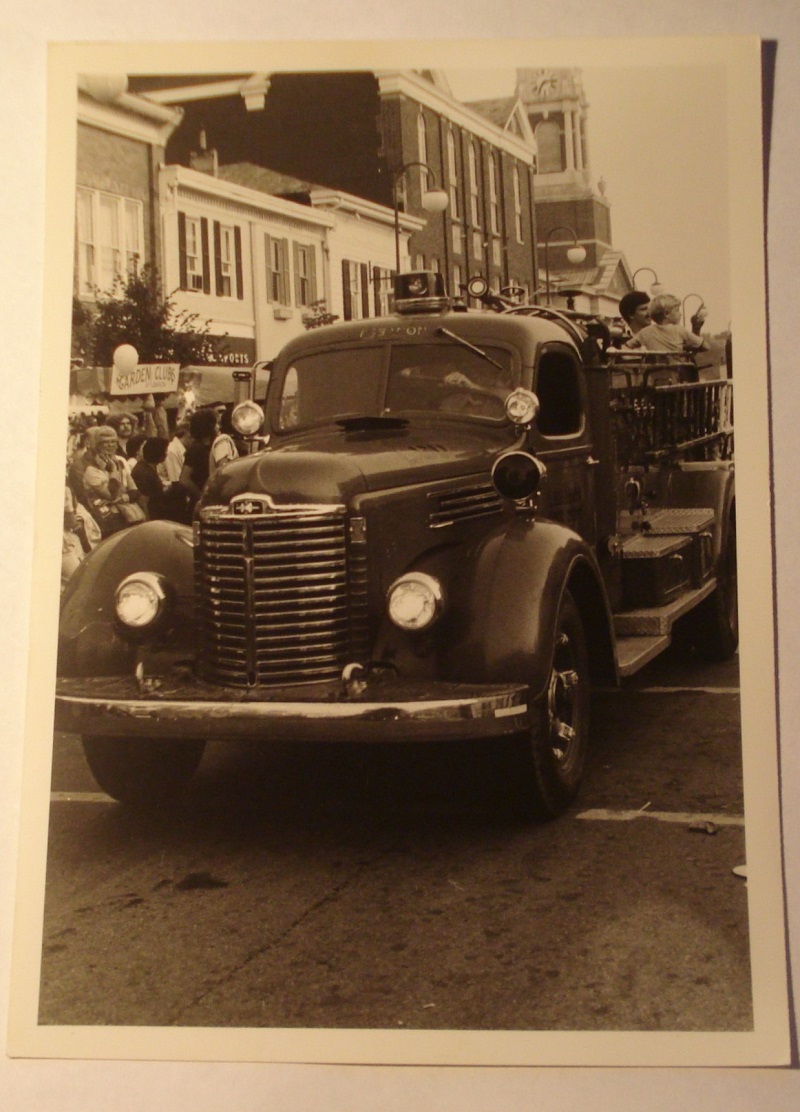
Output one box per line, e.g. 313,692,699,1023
54,672,530,743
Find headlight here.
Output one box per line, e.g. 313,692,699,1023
386,572,443,632
231,399,265,437
491,451,547,502
504,388,540,426
114,572,168,630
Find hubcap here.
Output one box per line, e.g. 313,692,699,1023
546,632,581,767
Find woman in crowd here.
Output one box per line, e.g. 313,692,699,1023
81,425,144,536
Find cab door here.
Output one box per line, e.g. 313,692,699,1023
531,342,597,543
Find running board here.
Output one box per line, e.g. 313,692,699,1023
615,635,671,677
613,579,717,638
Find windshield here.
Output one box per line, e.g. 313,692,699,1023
277,342,518,430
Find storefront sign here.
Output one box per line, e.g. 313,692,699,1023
109,362,181,395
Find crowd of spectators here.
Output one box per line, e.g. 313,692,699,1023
62,397,239,591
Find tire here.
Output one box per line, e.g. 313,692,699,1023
518,589,591,820
685,507,738,661
82,735,206,808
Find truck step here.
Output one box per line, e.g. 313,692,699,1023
615,635,671,677
643,507,715,534
613,580,717,637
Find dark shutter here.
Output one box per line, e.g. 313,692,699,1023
373,267,382,317
234,226,244,300
213,221,222,296
308,247,317,303
293,242,301,306
178,212,187,290
342,259,352,321
360,263,370,318
200,218,210,294
264,234,273,302
280,239,290,305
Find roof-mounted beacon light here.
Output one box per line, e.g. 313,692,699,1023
394,270,450,315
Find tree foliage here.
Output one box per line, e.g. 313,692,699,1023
73,265,219,366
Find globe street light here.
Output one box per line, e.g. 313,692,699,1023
632,267,665,296
682,292,706,328
393,162,449,274
543,226,586,306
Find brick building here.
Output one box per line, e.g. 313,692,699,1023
133,70,540,304
74,78,182,303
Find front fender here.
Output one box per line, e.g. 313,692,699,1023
58,521,196,676
444,518,615,698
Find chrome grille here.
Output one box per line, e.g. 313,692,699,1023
196,504,365,687
429,483,504,528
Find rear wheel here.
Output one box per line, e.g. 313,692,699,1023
82,736,206,808
518,590,590,819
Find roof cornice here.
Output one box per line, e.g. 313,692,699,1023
77,90,183,146
375,71,535,162
161,165,336,227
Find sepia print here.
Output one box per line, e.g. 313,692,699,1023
7,36,790,1068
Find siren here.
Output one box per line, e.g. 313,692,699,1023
394,271,450,314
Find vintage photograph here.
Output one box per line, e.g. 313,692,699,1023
7,36,790,1069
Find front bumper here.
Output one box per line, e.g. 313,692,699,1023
54,670,530,743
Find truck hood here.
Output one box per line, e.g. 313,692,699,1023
203,423,514,507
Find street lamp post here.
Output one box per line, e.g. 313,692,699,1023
542,226,586,306
392,161,449,274
632,267,665,296
682,292,706,328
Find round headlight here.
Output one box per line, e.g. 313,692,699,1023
231,399,265,437
504,388,540,426
491,451,547,502
387,572,443,632
115,572,168,629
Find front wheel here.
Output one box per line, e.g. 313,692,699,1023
82,736,206,808
517,589,591,819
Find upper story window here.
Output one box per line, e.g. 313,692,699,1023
512,167,523,243
178,212,210,294
216,223,236,298
447,130,460,220
293,243,317,307
76,187,143,297
488,153,500,235
535,119,562,173
468,141,480,227
265,234,290,305
342,259,370,321
417,112,429,195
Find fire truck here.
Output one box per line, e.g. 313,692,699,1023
55,272,736,819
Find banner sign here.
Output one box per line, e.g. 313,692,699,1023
109,362,181,396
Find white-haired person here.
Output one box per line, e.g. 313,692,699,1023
626,293,708,354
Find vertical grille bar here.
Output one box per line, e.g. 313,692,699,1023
196,504,359,687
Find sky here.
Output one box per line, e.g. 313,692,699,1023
446,66,732,333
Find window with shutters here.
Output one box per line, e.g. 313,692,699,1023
76,187,143,297
342,259,370,321
373,266,393,317
265,234,290,305
294,243,317,307
219,225,234,297
184,217,204,290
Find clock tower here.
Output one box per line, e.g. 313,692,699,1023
516,67,613,276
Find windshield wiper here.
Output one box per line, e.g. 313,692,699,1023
435,327,506,373
336,415,409,431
